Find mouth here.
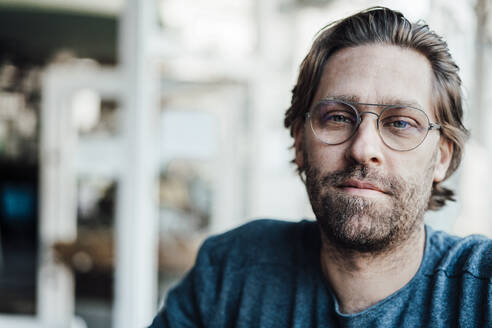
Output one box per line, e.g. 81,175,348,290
337,179,388,196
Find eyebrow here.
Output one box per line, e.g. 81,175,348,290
317,95,423,109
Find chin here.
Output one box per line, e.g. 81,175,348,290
318,213,398,253
304,158,431,254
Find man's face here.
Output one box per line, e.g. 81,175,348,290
295,44,452,253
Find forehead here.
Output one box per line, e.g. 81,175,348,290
314,44,435,119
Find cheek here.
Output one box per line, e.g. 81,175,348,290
389,160,412,181
392,152,436,184
304,140,348,172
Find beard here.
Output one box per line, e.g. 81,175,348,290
304,151,435,254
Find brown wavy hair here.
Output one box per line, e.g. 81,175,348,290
284,7,469,211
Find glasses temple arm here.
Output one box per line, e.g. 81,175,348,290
429,123,441,131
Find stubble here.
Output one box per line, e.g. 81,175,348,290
304,151,436,255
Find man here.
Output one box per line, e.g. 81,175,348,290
150,7,491,327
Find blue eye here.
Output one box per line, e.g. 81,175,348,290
390,120,409,129
328,114,353,123
381,115,417,130
313,102,357,128
319,110,356,125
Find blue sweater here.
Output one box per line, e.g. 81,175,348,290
150,219,492,327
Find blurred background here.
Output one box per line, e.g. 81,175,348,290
0,0,490,327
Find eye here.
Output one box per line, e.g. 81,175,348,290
311,101,357,128
387,119,410,129
381,116,422,137
325,112,354,123
380,106,427,132
318,108,356,125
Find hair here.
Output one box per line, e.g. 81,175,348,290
284,6,469,211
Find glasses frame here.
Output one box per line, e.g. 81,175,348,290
305,99,442,152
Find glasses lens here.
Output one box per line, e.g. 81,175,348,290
379,106,429,151
310,101,358,145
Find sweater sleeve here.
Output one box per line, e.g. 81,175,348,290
148,239,217,328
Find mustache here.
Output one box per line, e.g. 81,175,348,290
315,164,402,196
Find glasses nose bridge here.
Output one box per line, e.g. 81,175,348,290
356,110,381,130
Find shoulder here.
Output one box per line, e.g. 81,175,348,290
425,226,492,280
196,219,319,270
157,219,320,327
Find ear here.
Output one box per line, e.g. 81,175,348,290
293,121,305,171
433,137,453,182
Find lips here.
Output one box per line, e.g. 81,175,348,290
338,179,387,194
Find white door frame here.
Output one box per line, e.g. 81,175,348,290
39,63,122,328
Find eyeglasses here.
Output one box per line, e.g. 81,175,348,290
306,99,441,151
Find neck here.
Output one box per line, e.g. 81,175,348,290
319,223,426,314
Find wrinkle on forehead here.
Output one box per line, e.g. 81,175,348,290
315,44,434,119
316,94,423,110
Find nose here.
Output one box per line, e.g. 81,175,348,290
345,112,384,166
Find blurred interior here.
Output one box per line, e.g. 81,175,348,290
0,0,491,327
